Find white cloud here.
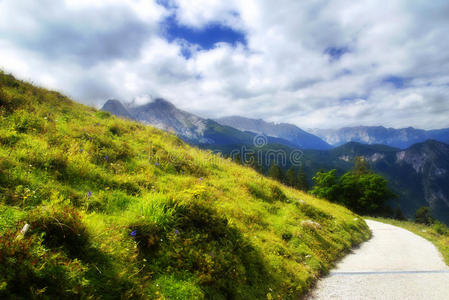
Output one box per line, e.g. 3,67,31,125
0,0,449,130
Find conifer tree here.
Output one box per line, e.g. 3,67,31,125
268,162,283,182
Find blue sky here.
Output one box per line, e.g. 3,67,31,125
0,0,448,130
161,16,246,57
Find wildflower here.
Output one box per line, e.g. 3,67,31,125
104,155,109,161
130,230,137,236
86,191,92,198
200,177,203,181
155,162,160,166
174,230,179,235
80,149,84,153
105,187,110,190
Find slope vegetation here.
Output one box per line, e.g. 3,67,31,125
0,72,369,299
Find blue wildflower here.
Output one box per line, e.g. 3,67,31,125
155,162,160,166
104,155,109,161
130,230,137,236
174,230,179,235
200,177,203,181
86,191,92,198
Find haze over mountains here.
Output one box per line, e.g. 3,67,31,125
311,126,449,149
215,116,331,150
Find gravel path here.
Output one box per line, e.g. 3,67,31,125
307,220,449,300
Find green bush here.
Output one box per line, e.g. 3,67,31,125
432,221,449,235
415,206,434,225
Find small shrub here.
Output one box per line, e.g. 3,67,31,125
28,205,89,258
12,112,43,133
0,132,21,147
0,229,89,299
415,206,434,225
109,124,123,136
0,87,20,113
128,219,161,254
432,221,449,235
282,232,293,242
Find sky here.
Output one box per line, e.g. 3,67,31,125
1,0,449,130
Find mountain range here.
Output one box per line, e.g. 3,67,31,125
102,98,449,224
102,99,315,148
215,116,331,150
310,126,449,149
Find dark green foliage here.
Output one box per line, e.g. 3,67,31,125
394,206,407,220
297,168,309,191
311,166,395,215
268,162,284,182
245,153,264,173
285,167,297,187
0,229,90,299
232,153,242,164
282,232,293,242
310,169,340,202
132,200,276,299
415,206,434,225
28,206,89,258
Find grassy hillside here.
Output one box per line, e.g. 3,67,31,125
368,217,449,265
0,71,370,299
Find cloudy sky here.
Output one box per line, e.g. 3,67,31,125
1,0,449,130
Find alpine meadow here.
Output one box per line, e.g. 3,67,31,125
0,72,370,299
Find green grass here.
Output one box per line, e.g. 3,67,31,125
368,217,449,265
0,71,370,299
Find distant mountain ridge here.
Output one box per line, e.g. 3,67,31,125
215,116,331,150
101,99,300,147
311,126,449,149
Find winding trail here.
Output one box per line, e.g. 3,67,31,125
307,220,449,300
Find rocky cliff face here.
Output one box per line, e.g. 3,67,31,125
101,99,277,146
128,99,213,144
102,99,133,119
330,140,449,223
